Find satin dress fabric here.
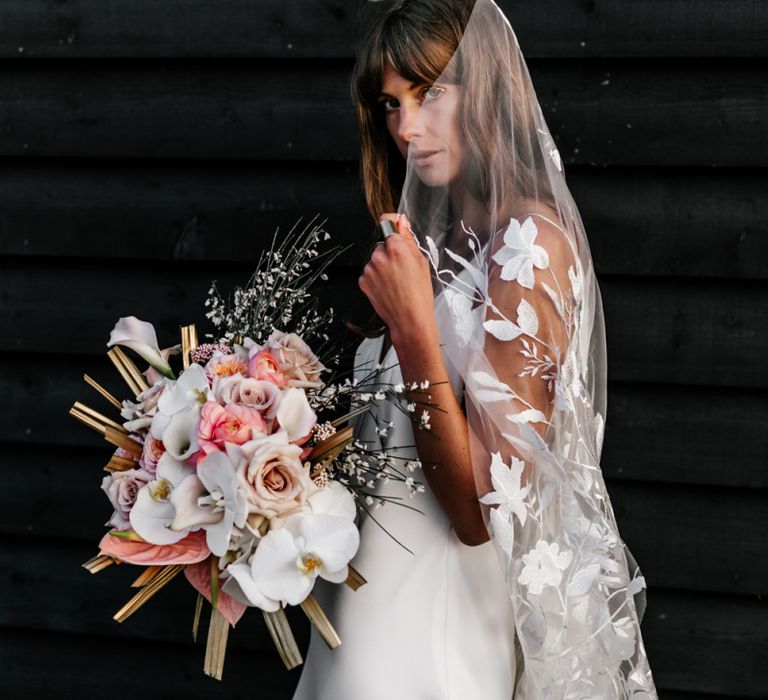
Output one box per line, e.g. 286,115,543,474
292,291,517,700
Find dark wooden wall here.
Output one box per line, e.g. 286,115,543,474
1,1,766,698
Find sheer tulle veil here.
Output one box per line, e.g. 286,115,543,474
378,0,658,696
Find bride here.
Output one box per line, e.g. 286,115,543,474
293,0,657,697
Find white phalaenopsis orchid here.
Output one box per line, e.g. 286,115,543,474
129,453,195,544
157,363,210,416
275,387,317,442
228,513,359,608
108,316,175,379
150,363,210,442
307,480,356,520
479,451,531,526
170,450,248,556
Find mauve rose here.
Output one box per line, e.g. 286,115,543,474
121,378,170,432
101,468,152,530
266,330,327,389
248,349,287,387
139,437,165,475
211,376,281,420
238,378,282,417
238,437,312,519
211,374,243,404
198,401,266,454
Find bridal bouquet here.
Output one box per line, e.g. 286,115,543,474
71,218,433,679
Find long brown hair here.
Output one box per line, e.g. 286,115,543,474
345,0,554,337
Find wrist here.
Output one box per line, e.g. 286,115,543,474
391,317,440,354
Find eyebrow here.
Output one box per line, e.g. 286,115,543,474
378,81,423,99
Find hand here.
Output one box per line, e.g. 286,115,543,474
358,213,437,345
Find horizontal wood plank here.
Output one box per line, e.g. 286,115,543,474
1,458,764,595
601,277,768,389
609,482,768,596
603,383,768,489
641,589,768,697
1,161,766,280
1,542,765,696
0,538,310,655
1,261,765,387
0,627,305,698
1,0,766,59
1,59,766,166
4,377,766,489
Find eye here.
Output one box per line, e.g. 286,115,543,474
382,96,399,113
421,85,445,102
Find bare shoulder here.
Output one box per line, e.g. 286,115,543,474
507,201,576,274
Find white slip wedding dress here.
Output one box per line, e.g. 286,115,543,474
292,288,517,700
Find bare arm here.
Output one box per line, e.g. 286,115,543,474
390,321,490,546
358,213,489,546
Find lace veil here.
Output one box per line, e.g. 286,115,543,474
384,0,657,695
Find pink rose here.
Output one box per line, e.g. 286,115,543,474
101,468,153,530
198,401,266,454
238,436,312,519
138,437,165,475
248,349,287,387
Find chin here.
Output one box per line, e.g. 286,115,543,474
414,167,453,189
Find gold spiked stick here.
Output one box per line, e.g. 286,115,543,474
113,564,183,623
180,323,199,370
107,346,149,397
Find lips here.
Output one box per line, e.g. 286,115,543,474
412,148,443,165
413,149,441,158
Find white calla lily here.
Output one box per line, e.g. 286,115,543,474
129,453,195,544
275,387,317,442
107,316,175,379
161,406,201,461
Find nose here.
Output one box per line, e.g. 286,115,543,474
397,102,422,144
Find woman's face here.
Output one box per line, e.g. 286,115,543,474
378,61,465,188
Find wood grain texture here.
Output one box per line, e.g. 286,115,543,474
0,2,764,697
3,380,766,491
1,554,764,697
603,383,768,489
0,59,766,166
0,627,306,698
1,468,764,595
0,0,766,59
1,260,765,387
641,589,768,697
1,161,766,280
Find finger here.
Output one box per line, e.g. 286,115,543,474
395,213,418,246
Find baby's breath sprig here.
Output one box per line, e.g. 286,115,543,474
204,214,352,352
